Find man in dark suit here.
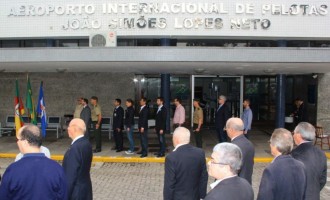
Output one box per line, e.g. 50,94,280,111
205,143,254,200
215,95,231,142
292,122,327,200
164,127,208,200
63,118,93,200
138,97,149,158
226,117,255,184
113,98,124,152
155,97,167,157
257,128,306,200
80,98,91,139
0,125,67,200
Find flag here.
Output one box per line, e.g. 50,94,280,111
37,81,47,137
26,76,37,125
14,80,25,135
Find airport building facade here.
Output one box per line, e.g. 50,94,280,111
1,0,330,130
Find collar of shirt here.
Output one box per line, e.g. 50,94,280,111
173,143,186,151
115,106,120,109
158,105,163,110
271,154,282,163
231,135,241,141
140,105,145,110
71,135,84,145
210,175,237,189
23,153,46,158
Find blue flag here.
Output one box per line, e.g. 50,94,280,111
37,81,47,137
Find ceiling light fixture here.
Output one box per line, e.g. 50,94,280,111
56,68,67,73
194,68,206,74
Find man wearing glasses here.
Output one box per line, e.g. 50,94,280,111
205,143,253,200
0,125,67,199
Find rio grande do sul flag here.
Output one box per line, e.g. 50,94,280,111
14,80,25,135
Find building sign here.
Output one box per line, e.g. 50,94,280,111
0,0,329,38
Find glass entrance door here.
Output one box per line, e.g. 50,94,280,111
192,75,243,129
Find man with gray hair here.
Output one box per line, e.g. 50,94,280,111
257,128,306,200
215,95,230,143
226,117,255,184
204,143,253,200
292,122,327,200
163,127,208,200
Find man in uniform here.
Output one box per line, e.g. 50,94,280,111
90,96,102,153
193,99,203,148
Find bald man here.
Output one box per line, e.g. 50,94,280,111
63,118,93,200
226,118,255,184
0,125,67,199
164,127,208,200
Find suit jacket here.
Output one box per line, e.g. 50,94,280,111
155,106,167,131
138,106,149,129
0,153,67,200
124,106,135,128
163,144,208,200
80,105,91,130
231,134,255,184
204,176,254,200
291,142,327,200
113,106,124,129
215,103,230,129
257,155,306,200
63,136,93,200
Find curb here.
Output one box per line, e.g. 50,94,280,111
1,153,329,163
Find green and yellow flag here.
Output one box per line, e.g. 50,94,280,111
14,80,25,135
26,76,37,125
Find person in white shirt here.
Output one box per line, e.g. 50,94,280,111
205,143,254,200
15,145,51,161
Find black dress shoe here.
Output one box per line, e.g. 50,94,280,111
116,149,122,152
136,151,142,154
156,154,165,158
153,152,160,156
140,154,147,158
93,149,101,153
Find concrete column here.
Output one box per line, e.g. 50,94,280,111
161,74,170,132
276,74,286,128
160,38,171,132
317,73,330,130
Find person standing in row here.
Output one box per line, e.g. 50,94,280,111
292,122,327,200
242,99,253,139
113,98,124,152
90,96,102,153
173,97,185,129
138,97,149,158
215,95,230,143
226,118,255,184
80,98,91,139
205,143,254,200
257,128,306,200
63,118,93,200
125,99,135,155
74,97,83,118
163,127,208,200
193,99,203,148
155,97,167,157
0,125,67,200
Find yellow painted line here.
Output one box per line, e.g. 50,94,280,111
325,152,330,159
0,153,328,163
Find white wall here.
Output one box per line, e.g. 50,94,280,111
0,0,329,39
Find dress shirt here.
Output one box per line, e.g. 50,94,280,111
157,105,163,113
210,175,237,189
242,108,253,131
71,135,84,145
173,104,185,125
173,143,186,151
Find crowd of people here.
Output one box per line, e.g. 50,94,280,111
0,94,327,200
